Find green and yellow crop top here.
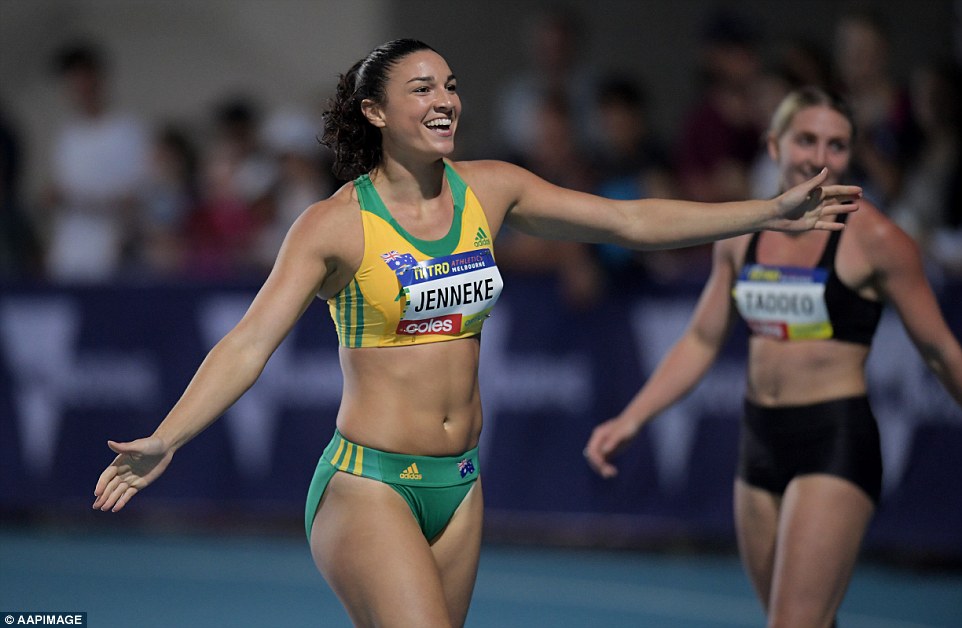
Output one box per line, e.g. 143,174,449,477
328,162,504,348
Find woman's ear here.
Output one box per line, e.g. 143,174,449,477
361,98,386,128
766,134,779,164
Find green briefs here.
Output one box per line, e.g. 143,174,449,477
305,430,480,541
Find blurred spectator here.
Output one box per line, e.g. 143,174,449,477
747,38,832,200
590,77,672,192
832,9,919,205
134,124,201,277
889,59,962,277
588,76,699,286
769,37,833,91
184,96,275,278
494,7,600,159
0,103,43,277
673,10,764,203
503,91,596,192
496,92,604,309
253,107,333,270
746,66,793,201
42,40,150,281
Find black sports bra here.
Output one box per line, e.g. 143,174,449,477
732,213,882,345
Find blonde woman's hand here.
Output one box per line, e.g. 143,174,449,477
583,416,642,479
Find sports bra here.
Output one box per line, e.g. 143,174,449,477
732,213,882,344
328,161,503,348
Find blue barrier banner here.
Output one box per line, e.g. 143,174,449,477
1,277,959,556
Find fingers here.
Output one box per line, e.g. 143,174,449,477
815,186,861,210
809,186,860,209
93,474,122,510
93,473,126,509
804,167,829,186
819,184,862,198
583,436,619,478
813,221,845,232
93,471,141,511
94,463,117,498
112,486,139,512
814,222,843,232
588,453,618,478
94,477,138,512
795,177,861,206
107,439,138,455
94,440,130,500
93,440,137,510
810,201,860,231
822,201,859,216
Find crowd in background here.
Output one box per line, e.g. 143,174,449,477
1,7,960,297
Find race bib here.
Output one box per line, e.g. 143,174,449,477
733,264,833,340
391,249,503,337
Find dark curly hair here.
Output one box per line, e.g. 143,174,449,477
321,39,438,181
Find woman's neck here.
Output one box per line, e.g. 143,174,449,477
371,156,447,203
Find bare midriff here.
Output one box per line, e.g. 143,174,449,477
335,336,483,455
746,336,870,407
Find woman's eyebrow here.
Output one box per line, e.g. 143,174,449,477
406,73,456,84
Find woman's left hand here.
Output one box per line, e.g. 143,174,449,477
769,168,862,231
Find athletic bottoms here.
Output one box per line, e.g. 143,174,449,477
304,430,480,541
738,395,882,504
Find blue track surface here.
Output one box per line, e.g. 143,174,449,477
1,527,959,627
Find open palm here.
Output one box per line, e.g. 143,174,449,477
92,436,174,512
772,168,861,231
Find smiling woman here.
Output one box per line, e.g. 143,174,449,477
585,87,962,628
93,40,863,626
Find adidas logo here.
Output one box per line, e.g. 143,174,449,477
473,227,491,247
399,463,422,480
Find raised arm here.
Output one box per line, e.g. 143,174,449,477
461,160,860,248
93,198,350,511
584,241,740,477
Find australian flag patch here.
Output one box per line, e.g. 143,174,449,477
458,458,476,478
380,250,419,274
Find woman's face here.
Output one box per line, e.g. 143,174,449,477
364,50,460,159
769,105,852,190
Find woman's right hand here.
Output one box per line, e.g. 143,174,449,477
583,416,641,479
768,167,862,232
92,436,174,512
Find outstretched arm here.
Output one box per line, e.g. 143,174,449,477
584,243,738,477
93,203,338,511
464,161,860,248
